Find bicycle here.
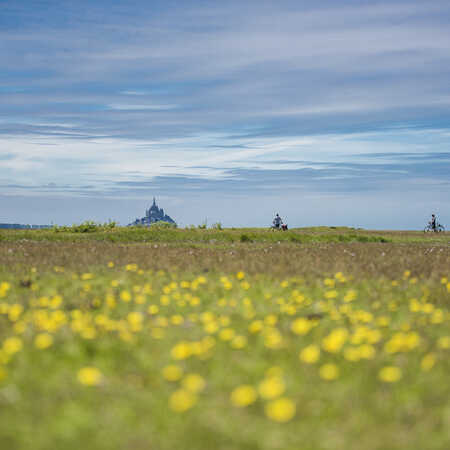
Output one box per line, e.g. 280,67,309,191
424,222,445,233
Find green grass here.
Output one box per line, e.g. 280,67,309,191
0,230,449,450
1,225,448,244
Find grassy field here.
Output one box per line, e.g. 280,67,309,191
0,227,449,450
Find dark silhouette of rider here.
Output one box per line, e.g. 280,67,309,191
431,214,437,230
273,214,283,229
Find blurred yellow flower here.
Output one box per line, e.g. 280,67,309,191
378,366,402,383
120,290,131,302
77,367,103,386
230,385,257,407
162,365,183,381
325,290,338,299
258,376,285,399
291,318,313,335
437,336,450,349
319,363,339,380
219,328,235,341
171,341,192,360
299,345,320,364
34,333,53,349
264,398,296,422
181,374,206,393
3,337,23,355
421,353,436,371
230,335,247,349
169,389,197,412
322,328,348,353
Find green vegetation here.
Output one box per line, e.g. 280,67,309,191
0,229,449,450
0,225,448,244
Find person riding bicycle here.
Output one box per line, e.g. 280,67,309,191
273,214,283,229
431,214,437,231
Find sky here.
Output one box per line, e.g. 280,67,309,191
1,0,450,229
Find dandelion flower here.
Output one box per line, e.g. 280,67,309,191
230,385,257,407
34,333,53,350
171,342,192,360
77,367,103,386
181,374,206,393
2,337,23,355
421,353,436,371
378,366,402,383
169,389,197,412
258,376,285,399
437,336,450,349
264,398,296,423
162,365,183,382
319,363,339,380
291,318,312,335
299,345,320,364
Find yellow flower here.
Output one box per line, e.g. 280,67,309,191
169,389,197,412
171,341,192,360
325,290,338,299
34,333,53,349
291,318,313,335
230,335,247,349
299,345,320,364
148,304,159,315
236,271,245,280
2,337,23,355
263,328,283,349
319,363,339,380
77,367,103,386
162,365,183,381
230,385,257,407
107,261,114,268
421,353,436,372
181,374,206,393
264,314,278,326
248,320,263,334
81,273,93,280
258,376,285,399
437,336,450,349
120,290,132,302
378,366,402,383
170,315,184,326
219,328,235,341
343,290,357,303
359,344,376,359
264,398,296,423
322,328,348,353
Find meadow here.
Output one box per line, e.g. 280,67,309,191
0,227,449,450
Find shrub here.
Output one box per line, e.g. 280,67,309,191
150,221,177,229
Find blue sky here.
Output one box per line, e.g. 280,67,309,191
1,0,450,228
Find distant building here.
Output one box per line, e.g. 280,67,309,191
128,198,176,226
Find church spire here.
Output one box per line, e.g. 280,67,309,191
152,197,156,207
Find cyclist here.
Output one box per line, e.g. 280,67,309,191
431,214,437,231
273,214,283,229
